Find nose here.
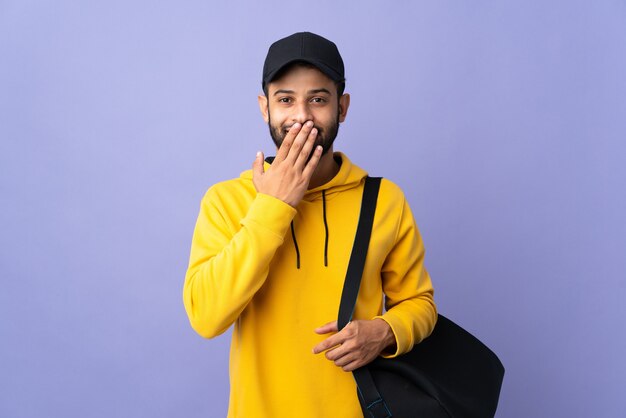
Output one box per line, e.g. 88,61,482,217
291,101,314,125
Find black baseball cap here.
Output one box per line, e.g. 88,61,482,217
262,32,345,92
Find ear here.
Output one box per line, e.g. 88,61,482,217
338,93,350,123
258,94,269,123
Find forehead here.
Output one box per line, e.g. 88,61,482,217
267,65,336,95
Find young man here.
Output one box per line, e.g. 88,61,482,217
183,32,437,417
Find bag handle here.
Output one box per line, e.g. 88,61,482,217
336,176,392,418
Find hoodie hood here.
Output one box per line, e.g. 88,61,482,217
240,152,368,200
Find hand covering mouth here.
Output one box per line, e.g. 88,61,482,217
283,125,321,134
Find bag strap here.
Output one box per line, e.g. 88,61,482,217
337,176,381,330
337,176,392,418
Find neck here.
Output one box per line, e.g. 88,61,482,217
308,148,339,189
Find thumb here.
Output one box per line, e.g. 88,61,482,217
252,151,265,178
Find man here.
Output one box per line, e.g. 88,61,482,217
183,32,437,417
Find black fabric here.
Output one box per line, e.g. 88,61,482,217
339,177,505,418
357,363,447,418
262,32,345,90
360,315,505,418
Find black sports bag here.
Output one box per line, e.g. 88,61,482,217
338,177,505,418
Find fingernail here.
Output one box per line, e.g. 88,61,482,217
311,128,318,135
306,121,314,127
293,123,301,129
256,151,262,157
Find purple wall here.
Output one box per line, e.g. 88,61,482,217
2,1,625,417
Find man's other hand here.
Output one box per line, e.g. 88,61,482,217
252,120,322,208
312,319,396,372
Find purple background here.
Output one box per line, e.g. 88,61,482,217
1,1,625,417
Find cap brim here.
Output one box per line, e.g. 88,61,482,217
263,58,344,88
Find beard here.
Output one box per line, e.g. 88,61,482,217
267,110,340,157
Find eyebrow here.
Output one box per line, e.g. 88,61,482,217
272,88,332,96
308,88,332,95
273,89,294,96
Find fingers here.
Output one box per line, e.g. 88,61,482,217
293,127,318,168
313,320,384,371
314,321,338,335
256,119,319,207
272,120,318,171
274,122,301,162
301,145,323,179
312,321,340,355
327,348,361,370
312,331,345,354
285,121,315,163
324,342,365,372
338,359,363,372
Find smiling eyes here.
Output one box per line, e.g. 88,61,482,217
277,97,327,104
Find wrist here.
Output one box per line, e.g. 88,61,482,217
374,318,397,352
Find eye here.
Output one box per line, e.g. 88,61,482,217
311,97,326,103
278,97,292,103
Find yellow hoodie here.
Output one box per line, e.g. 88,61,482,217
183,153,437,417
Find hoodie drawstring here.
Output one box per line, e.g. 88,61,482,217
290,221,301,269
322,190,329,267
290,191,330,269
